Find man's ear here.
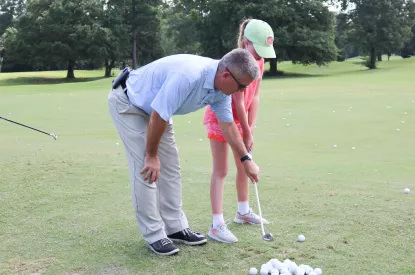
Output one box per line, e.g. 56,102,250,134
222,70,230,79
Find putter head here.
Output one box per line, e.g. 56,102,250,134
263,233,273,241
50,133,58,140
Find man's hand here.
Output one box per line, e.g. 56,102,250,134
142,110,168,183
243,160,260,183
140,155,160,183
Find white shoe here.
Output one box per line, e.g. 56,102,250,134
233,208,269,225
207,220,238,243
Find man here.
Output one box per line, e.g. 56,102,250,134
108,48,261,256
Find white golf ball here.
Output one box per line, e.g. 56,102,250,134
199,138,203,142
304,266,313,274
352,147,356,150
309,272,317,275
261,264,272,274
280,268,291,275
283,259,292,265
270,268,280,275
249,267,258,275
404,188,410,194
404,112,408,115
314,268,322,275
274,261,284,270
269,259,280,268
260,268,269,275
402,121,405,123
296,267,305,275
397,129,400,132
298,235,305,242
287,124,290,127
288,262,298,273
279,263,288,270
333,145,337,148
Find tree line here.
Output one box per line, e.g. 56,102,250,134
0,0,414,78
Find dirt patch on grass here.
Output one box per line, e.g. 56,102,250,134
7,257,55,275
98,267,129,275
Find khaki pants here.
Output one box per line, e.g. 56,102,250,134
108,86,189,244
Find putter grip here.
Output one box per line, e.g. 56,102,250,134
112,67,130,89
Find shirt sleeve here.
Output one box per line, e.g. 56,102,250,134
209,95,233,123
150,72,192,122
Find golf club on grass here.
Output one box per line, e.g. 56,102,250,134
252,179,274,241
249,149,273,241
1,116,57,140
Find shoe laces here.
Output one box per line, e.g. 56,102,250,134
160,238,172,246
217,220,232,233
182,228,200,236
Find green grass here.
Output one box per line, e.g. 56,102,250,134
1,57,415,275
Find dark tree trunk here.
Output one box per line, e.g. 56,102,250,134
377,52,382,62
387,51,392,61
369,47,376,69
105,59,115,77
67,60,75,78
269,59,278,75
131,0,137,69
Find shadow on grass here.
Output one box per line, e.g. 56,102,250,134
0,76,108,87
262,65,392,79
263,71,322,79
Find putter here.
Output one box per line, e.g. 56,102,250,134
248,149,273,241
1,116,57,140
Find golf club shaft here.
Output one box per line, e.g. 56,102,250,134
248,149,266,236
0,116,53,138
254,181,266,236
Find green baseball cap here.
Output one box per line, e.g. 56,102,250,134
244,19,276,58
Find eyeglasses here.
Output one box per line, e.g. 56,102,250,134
226,67,248,91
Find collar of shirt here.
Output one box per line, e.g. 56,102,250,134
203,60,220,93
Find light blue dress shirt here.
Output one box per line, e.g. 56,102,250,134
125,54,233,123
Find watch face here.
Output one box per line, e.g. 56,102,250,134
247,153,252,159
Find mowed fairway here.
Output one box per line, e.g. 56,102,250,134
1,57,414,275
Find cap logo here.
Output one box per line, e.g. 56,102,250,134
266,36,274,46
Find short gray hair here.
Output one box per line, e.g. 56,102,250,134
218,48,260,80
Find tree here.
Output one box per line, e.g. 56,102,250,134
173,0,338,74
109,0,163,69
334,13,360,61
102,0,130,77
335,0,415,69
401,24,415,58
160,1,201,55
0,0,25,36
3,0,112,78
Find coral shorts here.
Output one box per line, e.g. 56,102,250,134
205,121,244,142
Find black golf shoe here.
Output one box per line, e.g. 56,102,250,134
167,228,207,245
146,238,180,256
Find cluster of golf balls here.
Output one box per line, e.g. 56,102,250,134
249,258,322,275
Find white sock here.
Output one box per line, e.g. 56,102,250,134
238,201,249,215
212,214,224,227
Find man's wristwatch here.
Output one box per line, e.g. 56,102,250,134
240,152,252,163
